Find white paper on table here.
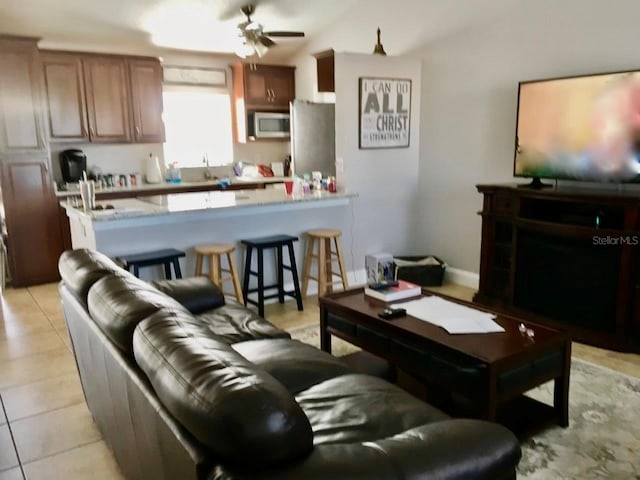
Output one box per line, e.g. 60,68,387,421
394,296,505,334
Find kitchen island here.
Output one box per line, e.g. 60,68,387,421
62,189,355,284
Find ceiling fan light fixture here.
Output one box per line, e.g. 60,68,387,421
234,38,268,59
235,41,255,58
234,4,305,59
253,41,268,57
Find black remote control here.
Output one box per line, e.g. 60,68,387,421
378,307,407,320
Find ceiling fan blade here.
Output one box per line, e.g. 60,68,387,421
258,36,276,47
263,31,305,38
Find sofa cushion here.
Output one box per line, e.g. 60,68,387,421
58,249,123,302
296,374,449,446
151,277,225,314
195,302,290,344
133,309,314,467
232,338,353,394
88,274,189,355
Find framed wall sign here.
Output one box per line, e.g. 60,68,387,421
163,66,227,87
359,77,411,149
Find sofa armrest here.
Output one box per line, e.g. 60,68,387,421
209,419,521,480
151,277,225,314
368,419,521,479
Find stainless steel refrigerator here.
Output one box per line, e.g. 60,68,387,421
290,100,335,176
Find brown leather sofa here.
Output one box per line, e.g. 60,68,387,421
58,249,521,480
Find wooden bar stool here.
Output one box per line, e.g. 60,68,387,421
117,248,185,279
301,229,349,297
194,244,244,303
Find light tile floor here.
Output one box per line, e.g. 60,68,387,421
0,282,638,479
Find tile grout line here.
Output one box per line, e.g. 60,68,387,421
0,394,27,480
25,287,72,354
0,348,77,395
18,438,105,468
4,398,87,425
25,288,54,328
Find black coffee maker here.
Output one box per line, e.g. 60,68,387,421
59,149,87,183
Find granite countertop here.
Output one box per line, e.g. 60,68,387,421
61,189,354,224
55,176,290,198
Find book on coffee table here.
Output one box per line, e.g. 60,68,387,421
364,280,422,302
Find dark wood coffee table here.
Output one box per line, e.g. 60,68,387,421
319,288,571,431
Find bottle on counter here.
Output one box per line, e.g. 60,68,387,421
283,155,291,177
328,176,337,193
145,153,163,184
302,173,311,194
292,174,302,196
167,162,182,183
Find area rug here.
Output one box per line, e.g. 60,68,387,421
290,325,640,480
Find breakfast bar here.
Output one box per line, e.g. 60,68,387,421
62,189,355,282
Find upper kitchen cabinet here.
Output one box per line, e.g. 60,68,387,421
128,58,165,143
0,36,47,155
267,66,296,106
235,63,295,109
42,52,164,144
83,56,133,143
231,63,295,142
41,52,89,142
313,49,335,93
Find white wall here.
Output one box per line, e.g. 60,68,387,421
415,0,640,272
288,0,640,275
292,48,421,270
333,53,421,269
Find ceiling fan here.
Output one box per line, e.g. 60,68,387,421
235,4,305,58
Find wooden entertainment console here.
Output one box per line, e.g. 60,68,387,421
475,184,640,351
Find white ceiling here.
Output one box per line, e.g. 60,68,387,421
0,0,359,57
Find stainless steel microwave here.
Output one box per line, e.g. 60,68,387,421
248,111,290,139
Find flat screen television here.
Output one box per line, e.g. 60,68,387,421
514,70,640,184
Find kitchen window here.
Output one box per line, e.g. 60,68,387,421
162,87,233,167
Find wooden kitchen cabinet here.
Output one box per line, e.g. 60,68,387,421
237,63,295,109
0,36,47,155
128,58,165,143
83,56,133,143
231,62,295,142
1,156,64,286
268,66,296,106
313,49,335,93
41,51,164,144
41,52,89,142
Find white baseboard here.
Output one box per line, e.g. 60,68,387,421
243,267,478,307
444,267,479,289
